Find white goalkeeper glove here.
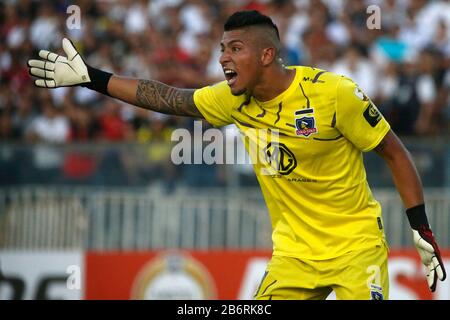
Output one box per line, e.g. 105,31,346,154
28,38,90,88
407,204,446,292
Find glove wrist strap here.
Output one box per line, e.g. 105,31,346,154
406,204,429,230
82,65,112,96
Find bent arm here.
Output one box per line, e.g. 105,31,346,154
107,75,204,118
373,130,424,208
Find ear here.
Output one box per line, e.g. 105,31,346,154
260,47,276,67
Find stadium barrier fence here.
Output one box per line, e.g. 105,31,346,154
1,186,449,250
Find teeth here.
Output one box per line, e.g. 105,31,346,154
224,68,237,86
227,77,237,85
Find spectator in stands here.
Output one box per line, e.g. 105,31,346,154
0,0,449,187
414,49,440,135
331,44,378,99
62,105,99,185
25,98,69,183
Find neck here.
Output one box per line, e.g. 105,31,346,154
252,65,296,102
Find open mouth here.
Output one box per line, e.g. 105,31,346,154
224,68,238,86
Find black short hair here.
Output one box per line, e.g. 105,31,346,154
224,10,280,40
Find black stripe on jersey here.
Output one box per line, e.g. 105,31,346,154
261,280,277,296
313,134,343,141
237,96,251,113
231,115,255,128
274,102,282,125
298,83,310,108
295,108,314,115
285,123,295,128
256,107,266,118
331,112,336,127
268,127,288,136
254,100,266,118
253,270,268,298
312,70,327,83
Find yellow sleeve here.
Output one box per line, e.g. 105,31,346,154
193,81,235,127
335,77,390,152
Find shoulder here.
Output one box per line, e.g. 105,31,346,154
196,80,233,92
306,68,361,100
295,66,370,109
291,66,351,98
291,65,344,85
194,80,248,109
195,80,229,99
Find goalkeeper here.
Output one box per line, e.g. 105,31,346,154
28,11,446,299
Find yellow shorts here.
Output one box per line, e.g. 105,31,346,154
254,243,389,300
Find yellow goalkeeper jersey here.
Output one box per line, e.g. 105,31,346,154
193,66,390,260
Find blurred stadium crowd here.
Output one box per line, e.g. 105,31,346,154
0,0,449,187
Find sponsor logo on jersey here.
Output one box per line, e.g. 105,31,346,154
263,142,297,175
363,103,382,127
302,76,325,84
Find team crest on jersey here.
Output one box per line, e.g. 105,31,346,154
369,284,384,300
295,116,317,137
294,109,318,137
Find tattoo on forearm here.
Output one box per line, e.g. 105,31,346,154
136,79,202,117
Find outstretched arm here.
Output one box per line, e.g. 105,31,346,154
27,38,204,118
107,76,203,118
374,130,446,292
